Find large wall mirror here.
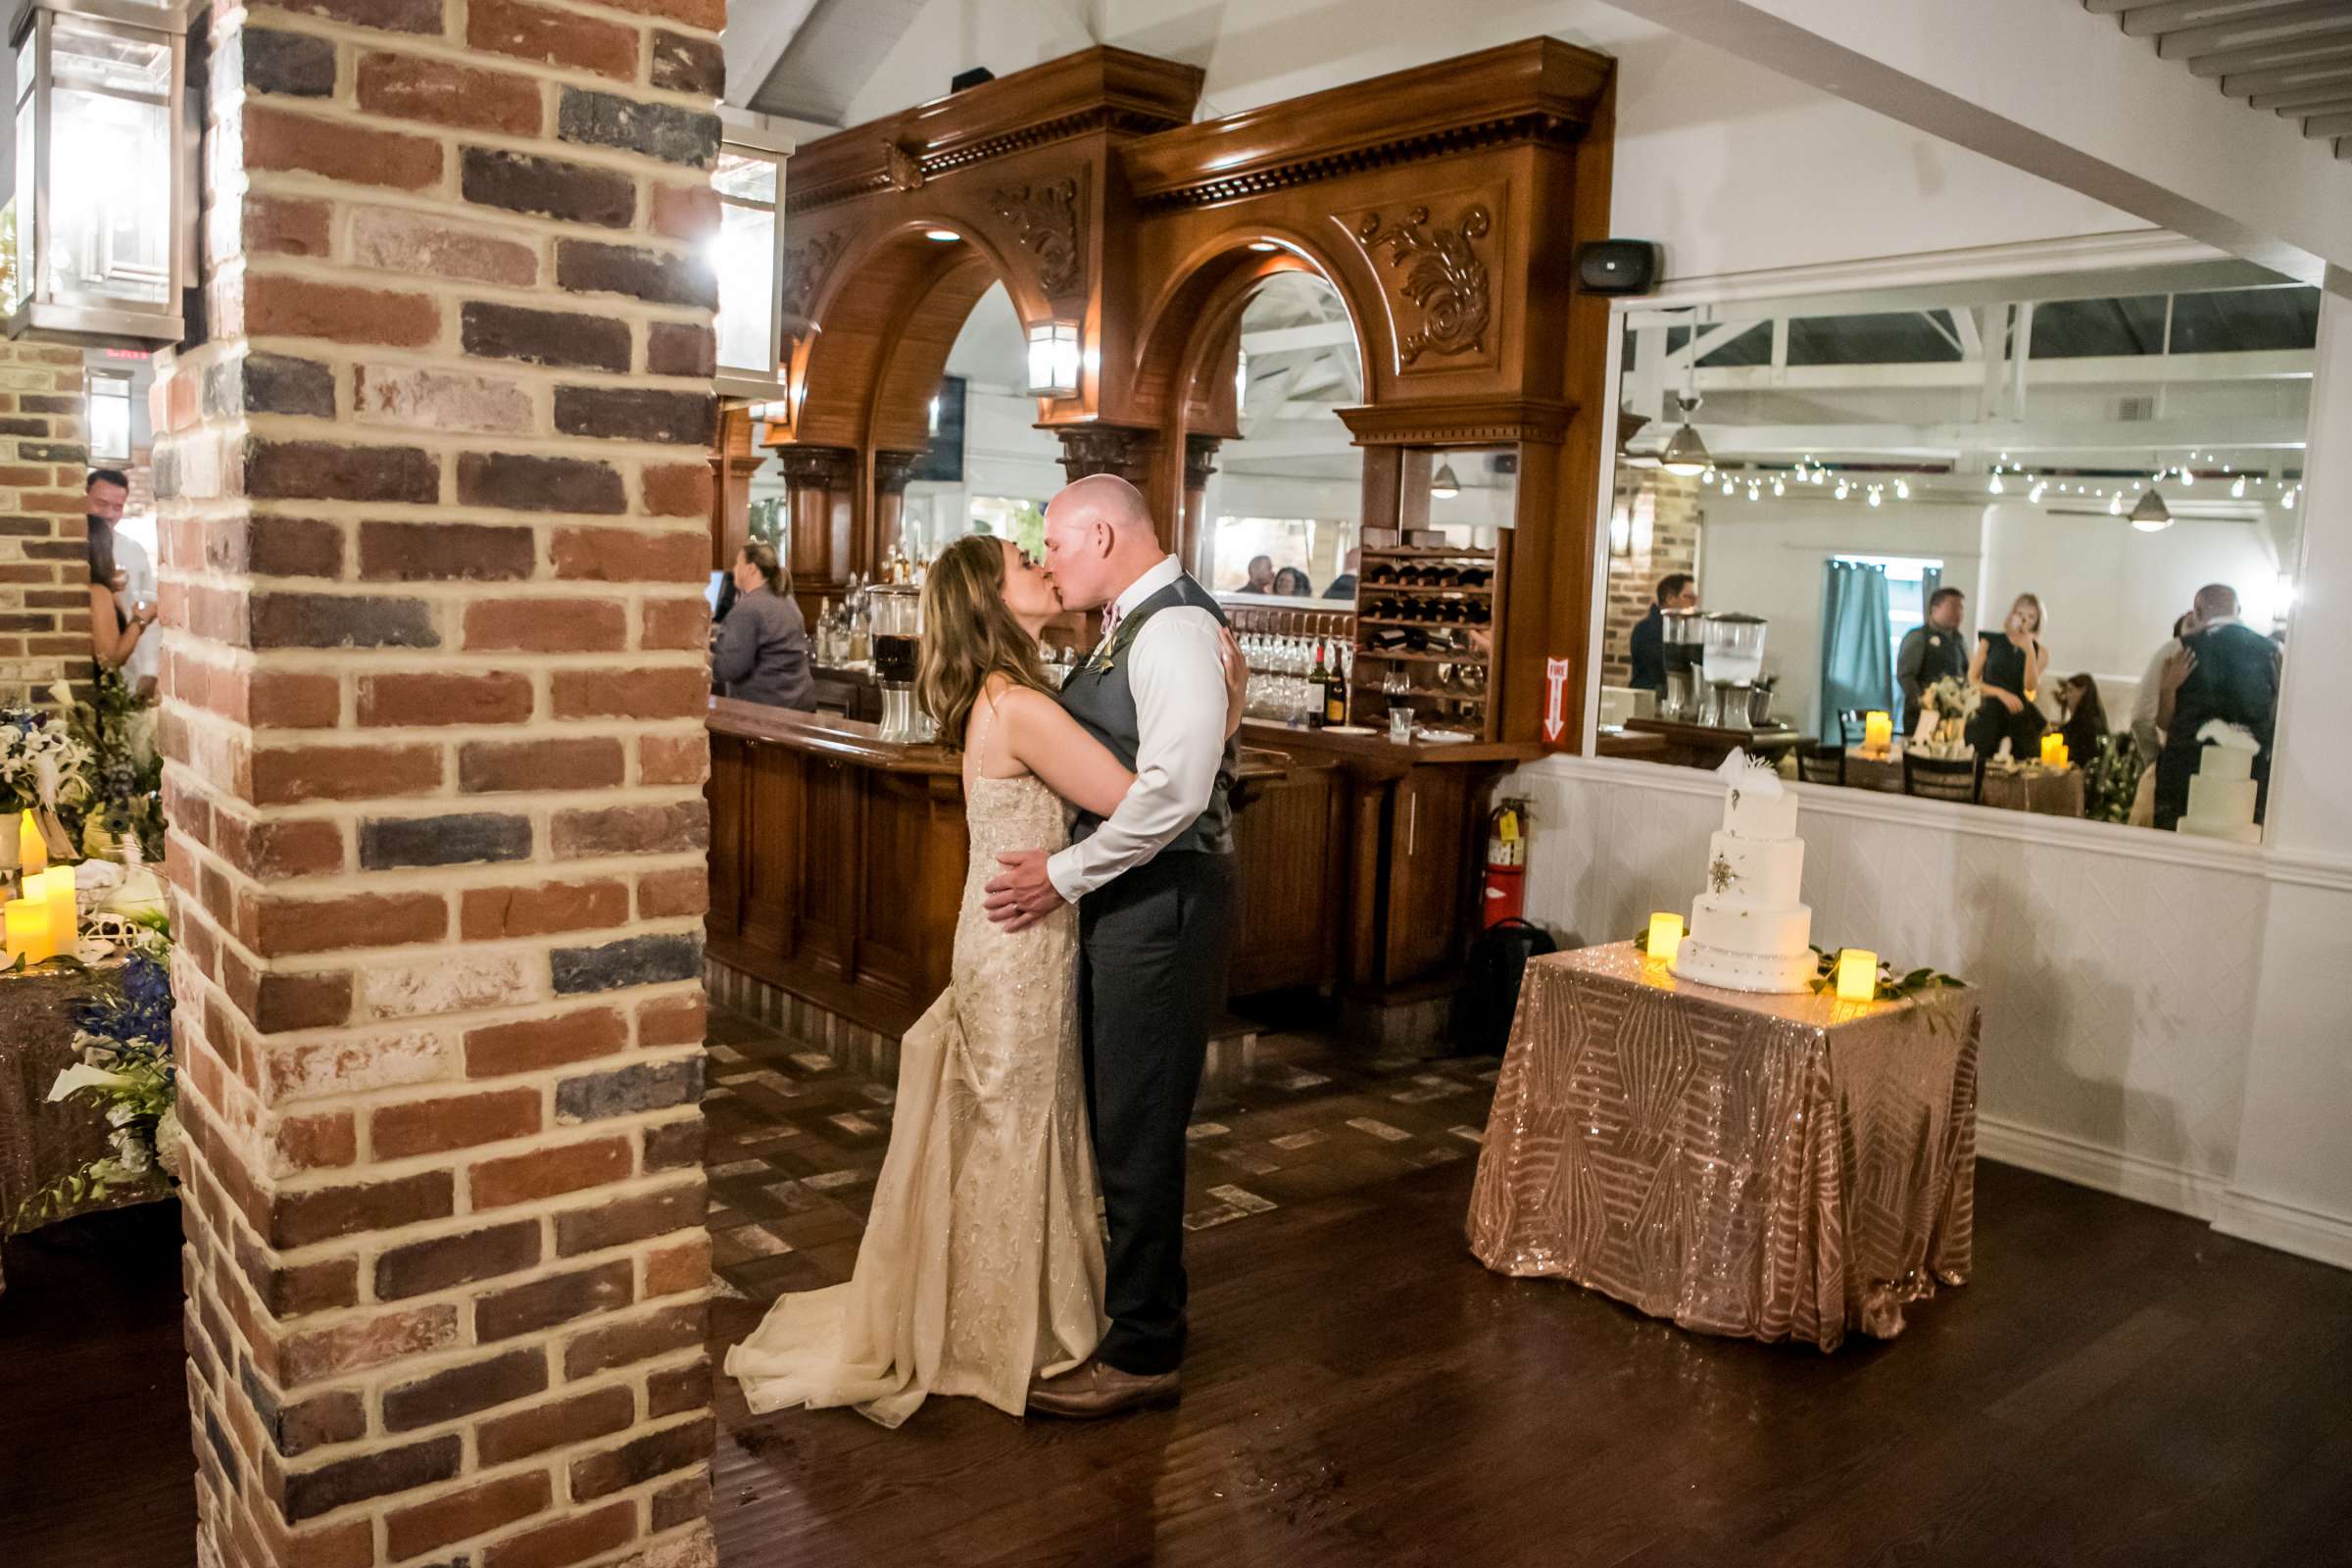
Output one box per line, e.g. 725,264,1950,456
900,281,1067,563
1201,270,1365,606
1602,271,2313,846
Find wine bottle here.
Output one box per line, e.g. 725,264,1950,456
1308,639,1331,729
1323,638,1348,727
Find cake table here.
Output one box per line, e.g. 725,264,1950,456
1467,942,1982,1350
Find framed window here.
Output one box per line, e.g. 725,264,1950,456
87,367,131,463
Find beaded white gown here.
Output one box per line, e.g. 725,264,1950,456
724,764,1108,1428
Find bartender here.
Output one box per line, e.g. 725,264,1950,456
1628,572,1696,699
711,540,815,710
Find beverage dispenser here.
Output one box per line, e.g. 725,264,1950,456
1698,612,1767,727
868,586,932,743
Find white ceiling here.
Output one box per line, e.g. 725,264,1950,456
2082,0,2352,161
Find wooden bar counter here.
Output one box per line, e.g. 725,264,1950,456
705,700,1528,1052
704,699,1344,1041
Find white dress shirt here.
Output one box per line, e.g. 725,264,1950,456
113,527,160,688
1046,555,1228,904
2130,638,2179,766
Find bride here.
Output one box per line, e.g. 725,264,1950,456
725,532,1246,1427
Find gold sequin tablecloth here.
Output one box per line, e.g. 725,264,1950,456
1467,943,1981,1350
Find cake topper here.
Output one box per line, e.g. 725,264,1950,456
1715,746,1786,803
2195,719,2261,755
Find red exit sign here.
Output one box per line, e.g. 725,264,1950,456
101,348,151,361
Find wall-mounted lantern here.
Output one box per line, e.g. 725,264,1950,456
6,0,189,346
710,123,792,398
1026,319,1079,399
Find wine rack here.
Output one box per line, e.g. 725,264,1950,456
1350,544,1500,740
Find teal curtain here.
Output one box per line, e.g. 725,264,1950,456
1819,561,1893,744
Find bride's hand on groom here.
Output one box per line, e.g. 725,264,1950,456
984,850,1062,931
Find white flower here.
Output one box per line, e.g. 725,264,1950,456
155,1109,186,1180
49,1061,136,1102
111,1126,154,1175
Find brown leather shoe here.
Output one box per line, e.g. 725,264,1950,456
1025,1355,1181,1418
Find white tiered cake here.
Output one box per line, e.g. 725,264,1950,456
1670,750,1817,994
2177,720,2263,845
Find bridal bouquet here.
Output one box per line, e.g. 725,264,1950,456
1915,676,1980,760
13,922,179,1230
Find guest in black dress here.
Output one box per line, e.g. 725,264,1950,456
1966,592,2048,760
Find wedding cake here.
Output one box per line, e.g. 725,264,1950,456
1670,749,1817,994
2177,720,2263,845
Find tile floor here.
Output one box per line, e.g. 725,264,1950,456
698,1004,1503,1306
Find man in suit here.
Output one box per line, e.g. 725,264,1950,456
1896,586,1969,737
2154,583,2280,831
1628,571,1695,698
984,473,1236,1417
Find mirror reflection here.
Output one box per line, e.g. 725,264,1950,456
1603,276,2311,845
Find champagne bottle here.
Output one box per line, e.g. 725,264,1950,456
1322,637,1348,726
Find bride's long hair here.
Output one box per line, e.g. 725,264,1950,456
917,534,1053,750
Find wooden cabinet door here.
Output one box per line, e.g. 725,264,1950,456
1382,765,1476,985
740,740,804,958
706,734,748,942
1228,768,1346,997
853,773,966,1009
796,755,859,977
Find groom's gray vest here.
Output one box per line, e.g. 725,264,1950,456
1057,572,1238,857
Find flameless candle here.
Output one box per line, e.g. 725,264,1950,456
33,866,74,956
4,896,51,963
1836,948,1878,1003
2039,732,2066,767
17,809,44,876
1863,710,1892,753
1647,912,1684,964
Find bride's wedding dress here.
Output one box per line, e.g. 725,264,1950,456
725,765,1107,1427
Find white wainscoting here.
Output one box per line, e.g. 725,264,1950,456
1504,755,2305,1230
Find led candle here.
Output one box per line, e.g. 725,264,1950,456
18,809,44,876
1863,710,1892,754
35,866,74,955
2039,732,2064,766
1647,912,1684,965
1836,948,1878,1003
4,896,51,963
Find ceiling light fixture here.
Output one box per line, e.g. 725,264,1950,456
924,228,962,242
1431,462,1462,499
1660,389,1711,478
1248,240,1281,253
2130,488,2174,532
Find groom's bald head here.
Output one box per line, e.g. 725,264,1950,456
1043,473,1164,612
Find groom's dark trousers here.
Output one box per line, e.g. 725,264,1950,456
1078,849,1233,1375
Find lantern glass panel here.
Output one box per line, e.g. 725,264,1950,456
712,198,775,375
46,20,173,310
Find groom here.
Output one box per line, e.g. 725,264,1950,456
984,472,1238,1417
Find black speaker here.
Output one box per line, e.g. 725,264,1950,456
1576,240,1661,297
951,66,996,93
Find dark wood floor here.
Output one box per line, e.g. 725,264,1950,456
11,1125,2352,1566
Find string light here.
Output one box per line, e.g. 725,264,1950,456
1894,479,1909,500
1772,478,1785,496
2107,494,2123,515
1867,487,1883,508
2231,476,2246,498
1835,480,1849,500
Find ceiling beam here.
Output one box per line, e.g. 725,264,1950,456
2257,83,2352,111
2221,56,2352,94
1665,319,1754,366
722,0,821,110
1240,320,1357,355
2122,0,2328,38
2158,0,2352,61
1697,416,2308,457
2183,24,2352,72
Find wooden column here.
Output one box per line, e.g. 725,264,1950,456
711,406,765,572
870,450,919,564
1180,435,1220,568
778,446,854,610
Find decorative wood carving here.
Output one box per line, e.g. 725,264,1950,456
1183,433,1221,488
777,446,854,488
872,450,920,495
782,229,847,327
992,176,1085,304
883,141,924,192
1355,204,1493,367
1337,396,1576,448
1054,425,1155,486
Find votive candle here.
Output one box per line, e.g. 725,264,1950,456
4,896,51,963
1647,911,1684,964
2039,732,2063,766
1863,710,1892,753
17,809,44,876
1836,948,1878,1003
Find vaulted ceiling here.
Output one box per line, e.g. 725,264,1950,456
2082,0,2352,161
728,0,930,125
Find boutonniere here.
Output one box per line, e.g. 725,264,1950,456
1929,635,1942,648
1091,606,1156,677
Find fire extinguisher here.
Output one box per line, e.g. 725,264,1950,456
1482,798,1530,928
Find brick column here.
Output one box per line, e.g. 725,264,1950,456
0,341,94,706
155,2,725,1565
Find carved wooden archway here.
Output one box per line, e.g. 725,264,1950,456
759,37,1616,746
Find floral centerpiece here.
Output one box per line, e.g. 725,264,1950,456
12,917,178,1229
61,673,164,864
1915,676,1980,761
2,700,97,824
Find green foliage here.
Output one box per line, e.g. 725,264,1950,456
747,495,786,550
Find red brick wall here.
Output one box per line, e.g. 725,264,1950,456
0,341,94,707
155,1,724,1564
1599,469,1701,687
